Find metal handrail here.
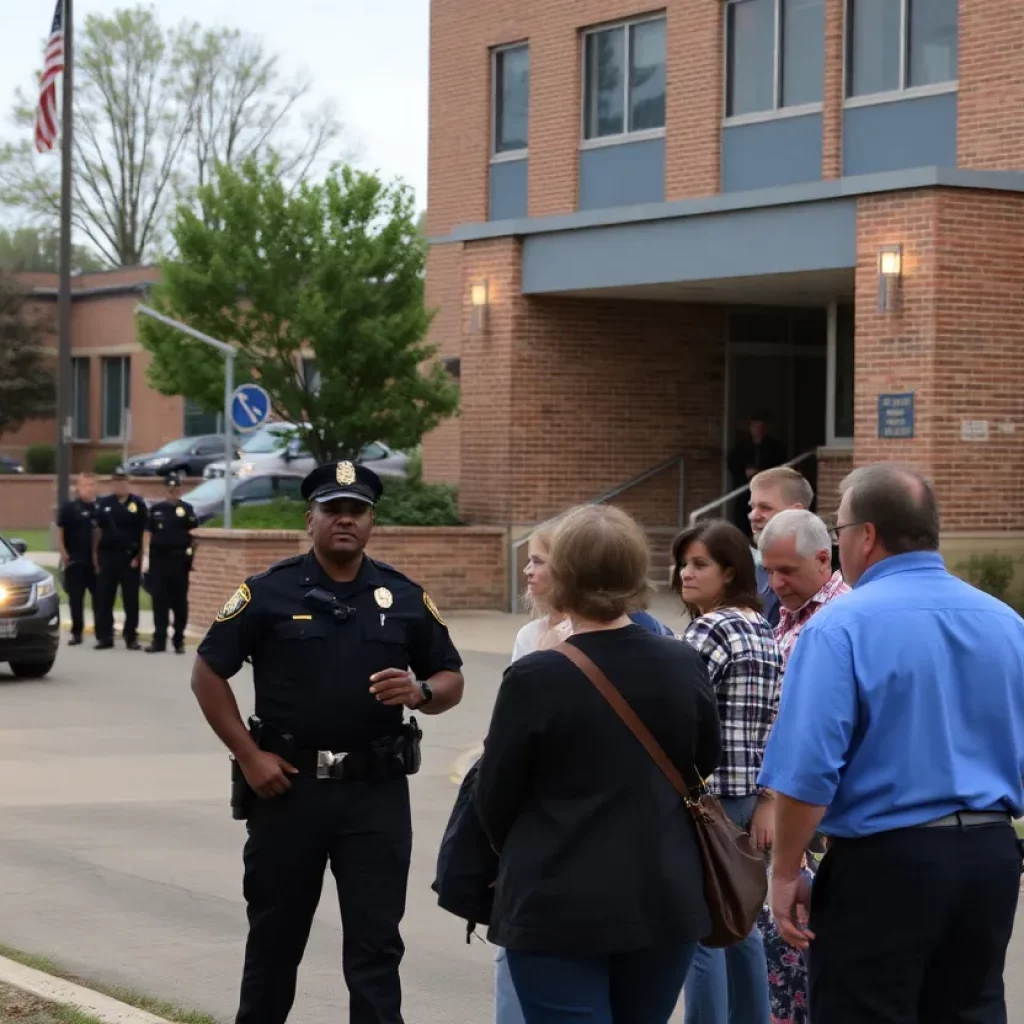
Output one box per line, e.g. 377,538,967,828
509,453,686,612
687,449,818,525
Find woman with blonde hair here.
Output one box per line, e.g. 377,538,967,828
478,505,721,1023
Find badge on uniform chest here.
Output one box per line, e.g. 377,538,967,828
176,505,185,517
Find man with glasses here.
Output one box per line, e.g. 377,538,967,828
760,462,1024,1024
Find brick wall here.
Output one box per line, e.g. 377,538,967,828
189,526,509,628
815,447,853,523
958,0,1024,171
0,476,204,531
821,0,844,180
854,189,1024,530
458,237,725,527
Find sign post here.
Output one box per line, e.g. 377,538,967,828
134,305,237,527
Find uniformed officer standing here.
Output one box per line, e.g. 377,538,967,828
144,472,199,654
192,461,465,1024
93,467,148,650
57,472,98,646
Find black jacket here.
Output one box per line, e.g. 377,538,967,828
475,626,722,954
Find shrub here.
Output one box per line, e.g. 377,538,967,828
93,452,124,475
25,444,55,474
955,553,1018,604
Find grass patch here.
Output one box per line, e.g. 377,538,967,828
0,945,216,1024
5,529,52,552
0,981,106,1024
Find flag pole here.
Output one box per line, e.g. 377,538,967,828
55,0,73,507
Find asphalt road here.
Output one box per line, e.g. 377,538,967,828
1,641,1023,1023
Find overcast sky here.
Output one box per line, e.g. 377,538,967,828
1,0,429,211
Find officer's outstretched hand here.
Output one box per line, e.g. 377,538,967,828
240,750,299,799
370,668,422,709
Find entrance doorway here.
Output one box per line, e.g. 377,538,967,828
725,308,828,510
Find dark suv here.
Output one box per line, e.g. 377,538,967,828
0,536,60,679
123,435,233,478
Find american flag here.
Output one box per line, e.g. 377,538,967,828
34,0,65,153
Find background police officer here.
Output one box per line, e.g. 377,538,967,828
93,467,148,650
57,472,98,646
144,471,199,654
191,460,465,1024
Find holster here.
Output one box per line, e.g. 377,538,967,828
399,716,423,776
230,756,254,821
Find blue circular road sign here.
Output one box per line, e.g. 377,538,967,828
231,384,271,433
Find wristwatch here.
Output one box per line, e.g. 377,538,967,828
418,681,434,707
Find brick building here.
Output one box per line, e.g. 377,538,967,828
424,0,1024,554
1,266,220,471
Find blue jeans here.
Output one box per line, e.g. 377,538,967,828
496,947,526,1024
506,943,697,1024
683,795,770,1024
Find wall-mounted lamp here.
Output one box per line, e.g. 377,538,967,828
469,279,490,334
877,244,903,314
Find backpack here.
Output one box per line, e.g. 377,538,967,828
431,760,498,942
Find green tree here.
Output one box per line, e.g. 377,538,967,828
138,158,459,462
0,272,56,436
0,227,104,273
0,5,342,267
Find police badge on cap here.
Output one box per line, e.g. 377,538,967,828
301,461,384,506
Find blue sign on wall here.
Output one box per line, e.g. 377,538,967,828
878,392,915,439
231,384,271,433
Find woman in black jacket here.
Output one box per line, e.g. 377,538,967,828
475,504,722,1024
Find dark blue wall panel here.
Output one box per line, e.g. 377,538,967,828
843,93,957,177
578,138,665,211
489,159,528,221
722,114,824,192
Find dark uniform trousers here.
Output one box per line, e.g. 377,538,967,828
149,551,190,647
237,774,412,1024
64,562,96,637
96,551,141,644
808,823,1023,1024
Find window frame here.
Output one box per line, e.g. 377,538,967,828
71,356,90,441
722,0,826,126
491,42,531,163
580,13,668,149
825,301,855,447
100,355,131,442
843,0,958,107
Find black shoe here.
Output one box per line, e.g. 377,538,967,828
145,644,166,654
125,639,142,651
68,634,82,646
94,640,114,650
174,643,186,655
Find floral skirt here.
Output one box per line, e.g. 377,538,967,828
758,866,815,1024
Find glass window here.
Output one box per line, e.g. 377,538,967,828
101,356,130,439
583,18,665,141
302,357,322,397
360,442,388,461
71,357,89,440
276,476,303,500
726,0,775,117
834,303,855,439
628,20,666,131
781,0,825,106
236,477,274,501
908,0,957,87
183,397,219,436
494,45,530,154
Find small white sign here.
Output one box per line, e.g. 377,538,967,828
998,421,1016,435
960,420,990,442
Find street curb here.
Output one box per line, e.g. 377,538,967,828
449,744,483,785
59,621,200,646
0,955,172,1024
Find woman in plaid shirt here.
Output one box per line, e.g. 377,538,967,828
672,519,783,1024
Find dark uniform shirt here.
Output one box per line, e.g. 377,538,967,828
147,499,199,553
197,551,463,751
95,494,148,556
57,498,97,563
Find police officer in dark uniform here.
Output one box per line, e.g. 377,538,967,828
93,467,148,650
192,460,464,1024
144,471,199,654
57,472,98,646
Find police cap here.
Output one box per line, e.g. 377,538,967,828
301,461,383,506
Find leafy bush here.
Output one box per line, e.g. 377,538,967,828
93,452,124,475
955,553,1018,604
25,443,55,474
205,481,461,530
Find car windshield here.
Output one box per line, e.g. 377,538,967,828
154,437,197,455
181,479,226,503
239,425,297,454
0,536,16,563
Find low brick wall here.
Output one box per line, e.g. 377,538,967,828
189,526,509,629
0,475,204,531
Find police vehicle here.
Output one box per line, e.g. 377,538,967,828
0,534,60,679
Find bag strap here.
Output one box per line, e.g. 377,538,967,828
554,642,695,799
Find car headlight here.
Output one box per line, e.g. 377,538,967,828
237,462,255,476
150,457,171,467
35,578,56,601
0,583,8,606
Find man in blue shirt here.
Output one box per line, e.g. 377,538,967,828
760,463,1024,1024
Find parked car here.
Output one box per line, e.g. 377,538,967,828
203,422,409,481
180,472,306,524
123,435,236,478
0,534,59,679
0,455,24,474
